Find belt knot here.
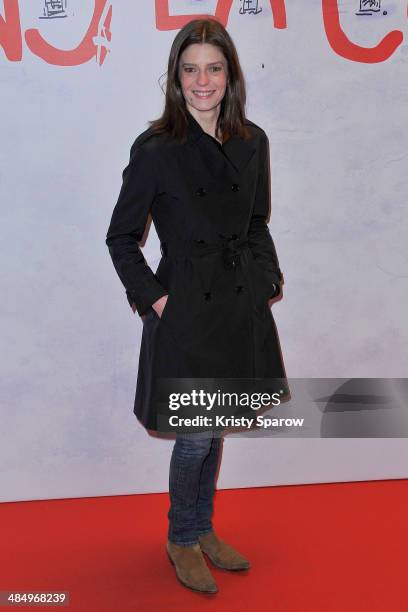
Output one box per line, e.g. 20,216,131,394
218,233,248,269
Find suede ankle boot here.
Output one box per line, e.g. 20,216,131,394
198,530,251,571
166,540,218,593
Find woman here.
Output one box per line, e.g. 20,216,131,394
106,18,287,594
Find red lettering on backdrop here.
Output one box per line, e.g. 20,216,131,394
269,0,286,29
25,0,112,66
1,1,406,66
0,0,22,61
155,0,286,30
322,0,403,63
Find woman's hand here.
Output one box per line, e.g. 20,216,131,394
152,294,169,318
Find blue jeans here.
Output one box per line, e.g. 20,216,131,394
168,432,223,546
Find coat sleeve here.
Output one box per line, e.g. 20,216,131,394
247,131,283,299
105,140,168,316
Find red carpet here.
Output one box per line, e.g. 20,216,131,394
1,480,407,611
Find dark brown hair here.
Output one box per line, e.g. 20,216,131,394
148,18,251,143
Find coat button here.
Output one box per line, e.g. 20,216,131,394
235,285,244,294
204,291,212,301
196,187,207,197
231,183,240,192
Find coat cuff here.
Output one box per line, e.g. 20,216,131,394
263,267,283,288
268,283,279,299
265,269,284,299
126,282,168,317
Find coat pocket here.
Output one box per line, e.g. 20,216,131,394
156,291,174,326
247,251,273,301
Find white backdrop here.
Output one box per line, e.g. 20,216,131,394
1,0,407,502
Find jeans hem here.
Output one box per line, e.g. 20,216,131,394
197,528,214,537
168,537,199,547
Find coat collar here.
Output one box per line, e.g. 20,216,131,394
185,109,256,174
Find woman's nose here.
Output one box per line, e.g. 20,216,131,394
196,70,210,86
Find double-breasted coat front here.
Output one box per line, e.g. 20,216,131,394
106,110,287,431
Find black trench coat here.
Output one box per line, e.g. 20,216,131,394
106,110,287,430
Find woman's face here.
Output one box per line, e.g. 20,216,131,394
178,43,228,116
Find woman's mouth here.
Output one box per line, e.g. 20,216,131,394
192,90,215,99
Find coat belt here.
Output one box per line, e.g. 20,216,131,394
160,235,250,297
160,235,249,270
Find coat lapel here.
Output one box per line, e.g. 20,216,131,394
222,134,257,174
185,110,256,175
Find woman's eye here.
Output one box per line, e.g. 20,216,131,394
183,66,223,73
